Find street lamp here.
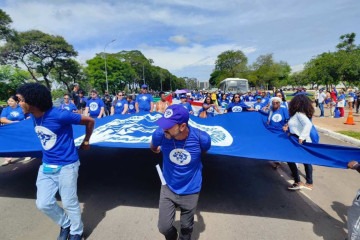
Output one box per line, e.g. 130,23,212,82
104,39,116,92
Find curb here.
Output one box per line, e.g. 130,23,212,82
316,126,360,147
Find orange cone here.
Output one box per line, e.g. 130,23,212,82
344,108,355,125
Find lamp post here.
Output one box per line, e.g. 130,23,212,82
104,39,116,92
142,64,145,85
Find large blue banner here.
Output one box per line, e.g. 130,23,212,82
0,112,359,168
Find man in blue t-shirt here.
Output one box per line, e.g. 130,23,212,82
150,104,211,240
135,84,154,112
84,89,105,118
59,94,78,113
16,83,94,240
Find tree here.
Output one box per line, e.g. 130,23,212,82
0,30,77,89
0,65,31,99
248,54,291,89
52,59,85,92
85,54,136,94
210,50,248,86
0,9,13,41
336,33,357,52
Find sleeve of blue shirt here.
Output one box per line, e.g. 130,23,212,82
151,127,165,148
199,130,211,152
0,107,8,118
58,109,82,125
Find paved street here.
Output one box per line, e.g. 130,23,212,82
0,132,359,240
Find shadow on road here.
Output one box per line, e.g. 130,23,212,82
0,147,347,239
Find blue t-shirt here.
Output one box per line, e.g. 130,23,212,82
86,98,104,117
32,107,81,165
151,126,211,194
113,99,128,114
260,97,270,107
226,101,250,113
136,93,153,111
1,105,25,121
59,102,78,112
181,102,193,113
127,100,136,114
203,103,216,117
268,107,289,129
218,99,229,109
253,102,262,111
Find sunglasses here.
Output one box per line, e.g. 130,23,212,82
234,96,240,98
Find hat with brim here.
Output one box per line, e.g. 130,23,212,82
157,104,189,130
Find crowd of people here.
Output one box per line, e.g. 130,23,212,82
1,83,360,239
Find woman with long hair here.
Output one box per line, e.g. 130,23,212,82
283,94,315,190
200,96,221,118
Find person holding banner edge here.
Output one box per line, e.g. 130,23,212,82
16,83,94,240
150,104,211,240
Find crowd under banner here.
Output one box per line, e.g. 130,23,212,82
0,111,359,169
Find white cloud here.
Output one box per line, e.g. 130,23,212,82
169,35,189,45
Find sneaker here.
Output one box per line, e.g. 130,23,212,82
303,183,313,190
288,182,304,191
68,234,84,240
57,226,70,240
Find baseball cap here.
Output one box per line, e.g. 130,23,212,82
141,84,148,89
157,104,189,130
179,93,186,98
256,96,262,99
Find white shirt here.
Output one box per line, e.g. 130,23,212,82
288,112,312,142
318,92,327,103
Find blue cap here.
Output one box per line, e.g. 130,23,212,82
179,93,186,98
256,96,262,99
157,104,189,130
141,84,148,89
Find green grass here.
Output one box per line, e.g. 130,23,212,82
337,131,360,140
0,101,6,106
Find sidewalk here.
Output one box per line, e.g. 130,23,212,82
312,104,360,146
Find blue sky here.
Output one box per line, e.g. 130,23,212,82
0,0,359,81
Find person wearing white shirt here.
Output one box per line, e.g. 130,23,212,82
318,88,327,117
283,94,314,191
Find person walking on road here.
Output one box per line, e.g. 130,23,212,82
150,104,211,240
16,83,94,240
318,88,327,117
283,94,315,191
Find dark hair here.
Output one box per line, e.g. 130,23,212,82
275,90,286,102
204,96,214,104
17,83,53,112
288,94,314,118
9,95,19,102
127,95,133,100
159,91,165,97
63,93,70,97
231,93,241,102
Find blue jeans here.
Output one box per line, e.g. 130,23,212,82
319,102,324,117
36,161,83,235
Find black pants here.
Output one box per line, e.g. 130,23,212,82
287,162,313,184
158,185,199,240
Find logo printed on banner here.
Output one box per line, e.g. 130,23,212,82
169,149,191,165
74,114,233,147
89,102,99,111
34,126,57,150
271,113,282,122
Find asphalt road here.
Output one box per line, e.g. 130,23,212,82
0,133,359,240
